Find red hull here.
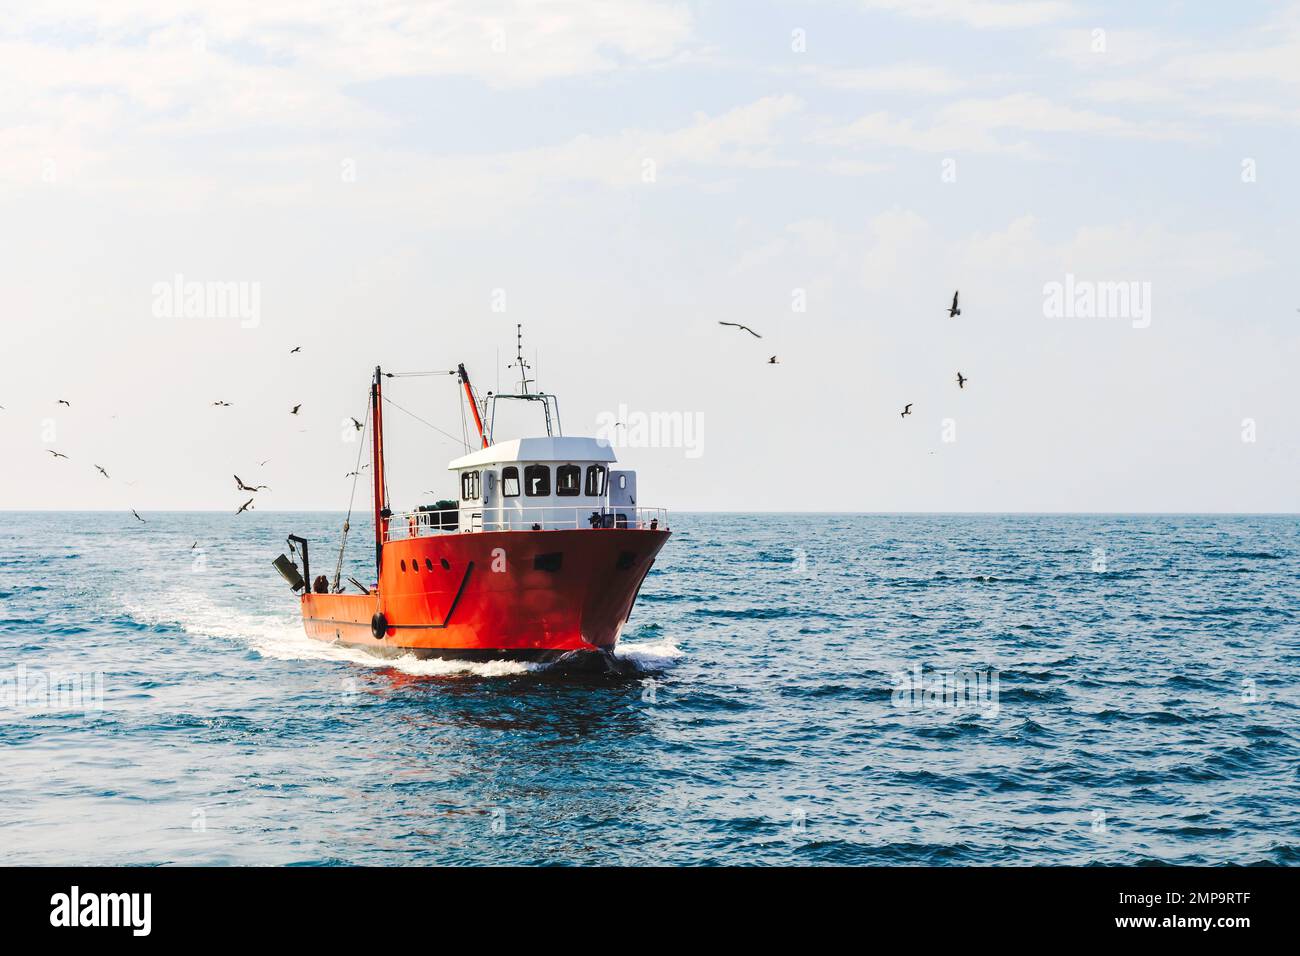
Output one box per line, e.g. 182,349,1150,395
301,528,669,659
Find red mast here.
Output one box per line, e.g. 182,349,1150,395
371,366,388,576
458,363,489,449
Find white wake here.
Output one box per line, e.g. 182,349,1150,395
117,589,681,678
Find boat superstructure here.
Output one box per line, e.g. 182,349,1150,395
273,330,670,662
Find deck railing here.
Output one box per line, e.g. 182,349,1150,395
382,505,669,541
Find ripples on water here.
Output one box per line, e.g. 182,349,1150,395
0,512,1296,865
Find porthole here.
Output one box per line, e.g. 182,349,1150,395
440,558,450,570
400,559,407,572
425,558,434,572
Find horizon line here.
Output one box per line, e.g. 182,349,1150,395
1,509,1298,517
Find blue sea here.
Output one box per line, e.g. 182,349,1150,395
0,511,1296,866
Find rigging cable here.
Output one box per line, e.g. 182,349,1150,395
381,394,469,451
333,391,371,593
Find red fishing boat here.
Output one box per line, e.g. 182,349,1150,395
272,331,670,665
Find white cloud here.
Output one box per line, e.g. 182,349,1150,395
942,93,1198,139
815,93,1201,157
0,1,699,194
1047,29,1185,68
821,158,892,176
1052,222,1270,289
1064,17,1300,128
799,63,965,94
862,208,933,290
0,1,788,209
505,94,805,190
859,0,1076,29
815,109,1031,155
197,94,804,226
5,1,696,87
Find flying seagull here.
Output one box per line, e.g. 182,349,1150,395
956,372,967,389
768,356,779,364
291,404,302,415
212,400,231,407
289,346,302,354
234,474,268,492
718,321,762,339
947,291,961,318
130,509,145,523
58,399,71,407
258,458,272,467
900,404,913,418
235,498,255,515
94,464,110,478
350,417,363,431
48,450,69,459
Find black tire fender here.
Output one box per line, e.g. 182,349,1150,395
370,612,388,639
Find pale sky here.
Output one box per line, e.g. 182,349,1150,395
1,0,1297,512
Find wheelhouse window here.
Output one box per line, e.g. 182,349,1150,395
501,466,520,497
460,470,480,501
524,464,550,497
556,464,581,497
585,465,606,496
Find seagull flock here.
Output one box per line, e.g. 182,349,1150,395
719,290,969,419
25,295,992,524
27,345,306,522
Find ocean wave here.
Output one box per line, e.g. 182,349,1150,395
613,638,684,671
7,511,1296,865
1203,551,1283,560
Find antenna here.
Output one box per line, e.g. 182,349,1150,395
507,323,533,395
486,323,561,439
